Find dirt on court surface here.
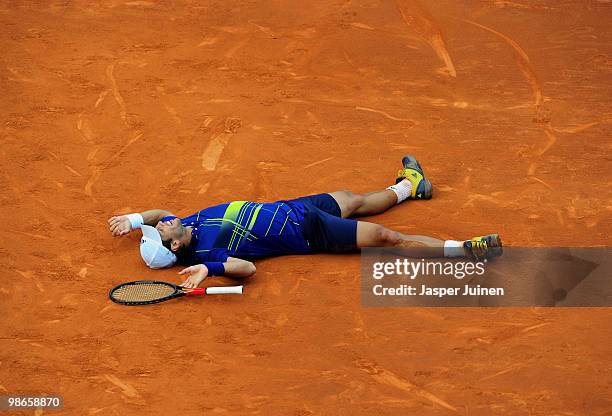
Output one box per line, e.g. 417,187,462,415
1,1,611,415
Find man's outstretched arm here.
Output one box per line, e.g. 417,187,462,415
179,258,256,288
224,257,257,278
108,209,175,236
140,209,176,225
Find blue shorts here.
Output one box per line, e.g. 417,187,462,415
291,193,358,253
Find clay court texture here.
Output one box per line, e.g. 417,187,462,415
1,0,611,415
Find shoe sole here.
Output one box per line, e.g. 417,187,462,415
402,155,424,174
400,154,433,199
417,179,433,200
488,234,503,258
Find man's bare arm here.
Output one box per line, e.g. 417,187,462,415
179,258,256,288
224,257,257,278
108,209,176,236
140,209,175,225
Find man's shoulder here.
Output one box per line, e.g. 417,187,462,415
180,203,231,223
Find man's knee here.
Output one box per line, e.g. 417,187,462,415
346,192,365,213
331,190,364,217
373,225,400,246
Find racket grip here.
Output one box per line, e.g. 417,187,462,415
205,285,243,295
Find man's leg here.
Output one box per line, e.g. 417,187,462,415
356,221,503,260
329,154,433,218
298,200,502,259
329,176,423,218
329,188,398,218
356,221,446,257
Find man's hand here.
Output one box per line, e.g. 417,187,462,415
108,215,132,236
179,264,209,288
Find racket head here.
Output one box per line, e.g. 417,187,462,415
109,280,185,306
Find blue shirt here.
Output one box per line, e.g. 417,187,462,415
164,200,311,264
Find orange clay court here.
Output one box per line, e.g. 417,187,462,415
1,1,611,415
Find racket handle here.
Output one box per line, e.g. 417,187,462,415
205,285,243,295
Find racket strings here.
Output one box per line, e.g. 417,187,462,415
112,283,176,302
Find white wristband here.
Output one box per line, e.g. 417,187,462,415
126,213,144,230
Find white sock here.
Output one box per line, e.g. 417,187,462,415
444,240,465,257
386,180,412,204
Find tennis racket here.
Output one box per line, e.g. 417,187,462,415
109,280,243,306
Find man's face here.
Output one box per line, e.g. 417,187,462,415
156,218,184,247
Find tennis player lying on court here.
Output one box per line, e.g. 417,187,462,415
108,155,502,288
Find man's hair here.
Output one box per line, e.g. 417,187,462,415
162,239,193,265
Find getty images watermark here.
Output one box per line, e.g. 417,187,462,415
361,247,612,307
371,258,494,297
